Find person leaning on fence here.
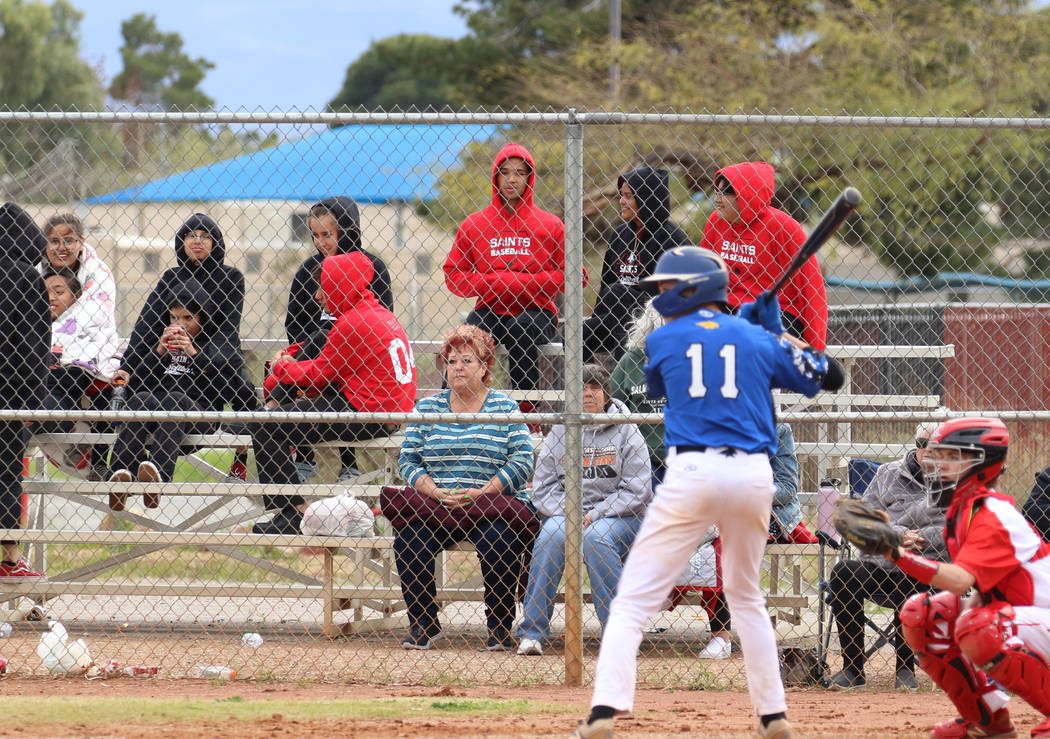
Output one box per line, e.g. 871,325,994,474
381,325,537,652
516,364,652,657
251,252,415,536
699,161,828,350
444,142,585,398
583,166,690,366
106,279,245,511
0,203,51,582
265,196,395,486
825,420,946,692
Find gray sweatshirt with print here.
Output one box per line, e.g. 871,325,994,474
530,397,653,520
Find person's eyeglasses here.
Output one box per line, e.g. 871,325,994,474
915,438,929,448
47,237,80,248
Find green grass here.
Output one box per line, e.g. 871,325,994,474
44,542,314,582
2,695,575,726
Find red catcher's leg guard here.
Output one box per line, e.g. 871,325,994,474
901,591,1000,726
901,591,962,655
957,602,1050,716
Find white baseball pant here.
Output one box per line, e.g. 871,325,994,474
590,446,786,716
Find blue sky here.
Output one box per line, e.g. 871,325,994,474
76,0,470,111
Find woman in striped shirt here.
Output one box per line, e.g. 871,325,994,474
394,325,536,651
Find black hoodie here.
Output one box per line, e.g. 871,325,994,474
130,277,242,410
0,203,50,411
120,214,246,396
593,167,690,319
285,196,393,345
1024,465,1050,542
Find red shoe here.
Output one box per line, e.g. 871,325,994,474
0,557,46,582
786,521,819,544
1032,716,1050,739
227,459,247,482
931,709,1016,738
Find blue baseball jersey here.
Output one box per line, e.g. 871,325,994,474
644,308,828,456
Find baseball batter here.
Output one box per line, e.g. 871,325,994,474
868,417,1050,739
571,246,843,739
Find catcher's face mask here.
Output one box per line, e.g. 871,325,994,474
922,445,984,507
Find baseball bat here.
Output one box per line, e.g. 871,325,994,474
768,187,861,296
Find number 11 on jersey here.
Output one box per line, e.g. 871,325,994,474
686,343,739,399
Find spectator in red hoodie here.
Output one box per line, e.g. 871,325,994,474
250,252,417,535
444,142,582,392
699,161,828,350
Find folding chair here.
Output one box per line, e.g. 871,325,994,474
818,459,900,665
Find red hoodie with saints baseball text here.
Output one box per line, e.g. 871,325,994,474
265,252,416,413
444,142,585,317
700,161,828,350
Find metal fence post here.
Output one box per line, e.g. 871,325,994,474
562,109,585,687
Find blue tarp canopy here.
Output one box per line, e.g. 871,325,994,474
86,124,499,204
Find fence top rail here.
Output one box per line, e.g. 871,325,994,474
240,339,952,360
34,407,1043,427
0,109,1047,130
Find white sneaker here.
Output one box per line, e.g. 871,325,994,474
517,638,543,656
699,635,731,660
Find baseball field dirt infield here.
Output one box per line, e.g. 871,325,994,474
0,678,1045,738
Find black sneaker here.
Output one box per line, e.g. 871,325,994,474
402,625,442,650
825,667,866,690
895,667,918,690
483,628,516,652
252,509,303,535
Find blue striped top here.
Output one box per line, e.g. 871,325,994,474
399,389,534,502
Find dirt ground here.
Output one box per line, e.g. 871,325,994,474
1,678,1046,738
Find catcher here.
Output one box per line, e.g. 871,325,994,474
835,417,1050,739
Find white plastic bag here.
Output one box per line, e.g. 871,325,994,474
37,620,92,675
300,493,374,537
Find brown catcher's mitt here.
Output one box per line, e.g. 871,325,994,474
833,498,902,557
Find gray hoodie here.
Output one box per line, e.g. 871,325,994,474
861,449,948,569
530,397,653,520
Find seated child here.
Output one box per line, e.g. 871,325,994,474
107,279,244,511
40,271,88,429
250,252,415,535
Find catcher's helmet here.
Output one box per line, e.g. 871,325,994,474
640,246,729,318
922,417,1009,507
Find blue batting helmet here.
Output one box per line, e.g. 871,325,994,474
641,246,730,317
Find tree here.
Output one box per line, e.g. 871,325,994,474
327,34,471,111
467,0,1050,278
109,13,214,111
108,13,215,168
0,0,107,199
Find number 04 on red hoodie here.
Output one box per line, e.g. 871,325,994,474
264,252,416,414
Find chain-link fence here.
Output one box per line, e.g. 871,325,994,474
0,109,1048,689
